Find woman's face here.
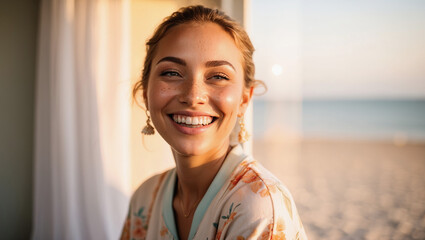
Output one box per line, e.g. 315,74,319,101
145,22,252,157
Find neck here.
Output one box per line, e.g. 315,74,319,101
173,142,231,201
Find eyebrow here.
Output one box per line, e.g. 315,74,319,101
157,56,186,66
205,60,235,71
156,56,236,71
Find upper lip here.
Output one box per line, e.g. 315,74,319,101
168,111,219,117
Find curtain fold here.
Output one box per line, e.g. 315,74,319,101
33,0,131,239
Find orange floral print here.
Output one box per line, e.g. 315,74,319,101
259,223,273,240
272,231,287,240
237,168,280,198
134,217,143,227
229,167,250,190
276,218,286,232
132,226,147,239
241,170,260,183
240,160,250,167
272,218,287,240
228,161,257,190
215,203,241,240
260,183,277,197
250,180,263,194
258,218,287,240
122,207,148,240
160,225,168,237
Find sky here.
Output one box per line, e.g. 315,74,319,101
250,0,425,100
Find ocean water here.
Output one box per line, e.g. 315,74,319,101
253,99,425,142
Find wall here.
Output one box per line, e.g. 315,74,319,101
0,0,39,238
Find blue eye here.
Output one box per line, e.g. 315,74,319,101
210,73,229,80
160,71,181,77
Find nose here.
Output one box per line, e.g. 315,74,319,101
178,77,208,105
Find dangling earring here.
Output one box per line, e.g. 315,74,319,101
141,110,155,135
238,115,250,143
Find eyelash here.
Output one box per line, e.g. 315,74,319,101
210,73,230,80
160,70,182,77
159,70,230,80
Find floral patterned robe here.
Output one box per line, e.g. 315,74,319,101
120,145,307,240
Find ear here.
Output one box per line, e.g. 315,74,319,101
238,86,254,116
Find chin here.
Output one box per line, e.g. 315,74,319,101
170,140,211,157
169,136,231,158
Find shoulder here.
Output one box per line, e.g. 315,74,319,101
226,159,291,208
218,160,307,239
130,169,171,208
120,170,172,240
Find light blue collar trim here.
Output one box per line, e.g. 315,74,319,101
162,169,178,240
188,144,247,239
162,145,248,240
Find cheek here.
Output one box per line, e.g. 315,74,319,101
211,87,242,115
147,82,178,110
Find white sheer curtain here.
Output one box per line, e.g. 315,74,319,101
33,0,131,239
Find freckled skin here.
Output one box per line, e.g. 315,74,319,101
145,22,252,159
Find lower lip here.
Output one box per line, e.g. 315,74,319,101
170,117,214,135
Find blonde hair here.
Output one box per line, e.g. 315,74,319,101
133,5,262,101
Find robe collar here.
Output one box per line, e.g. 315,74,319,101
162,144,248,239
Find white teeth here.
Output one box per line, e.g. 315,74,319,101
192,118,199,125
172,114,213,126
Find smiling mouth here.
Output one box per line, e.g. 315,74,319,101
169,114,217,128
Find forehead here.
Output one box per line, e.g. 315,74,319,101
153,22,243,68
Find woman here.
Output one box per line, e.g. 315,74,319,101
121,5,307,240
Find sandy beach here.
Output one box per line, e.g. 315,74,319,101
254,138,425,240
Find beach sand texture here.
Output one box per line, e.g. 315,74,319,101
254,139,425,240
